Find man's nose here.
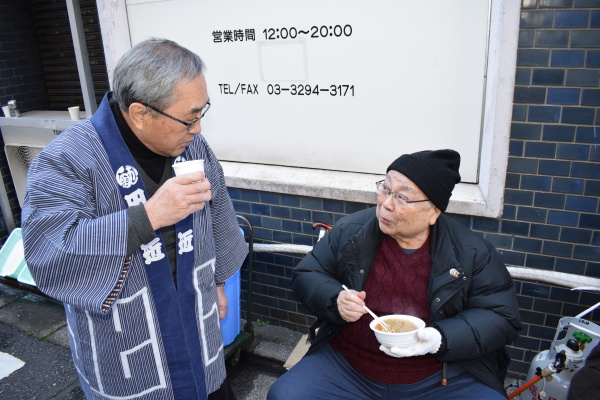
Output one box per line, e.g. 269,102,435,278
189,120,202,135
381,193,395,209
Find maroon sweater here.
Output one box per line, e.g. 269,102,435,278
330,235,442,384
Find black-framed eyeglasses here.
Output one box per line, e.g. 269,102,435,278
141,101,211,132
375,180,430,207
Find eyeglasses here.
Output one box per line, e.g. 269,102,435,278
141,101,211,132
375,180,430,207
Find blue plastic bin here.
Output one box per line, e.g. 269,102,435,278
220,269,241,346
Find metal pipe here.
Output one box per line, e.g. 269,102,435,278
507,374,542,399
237,215,255,335
65,0,97,116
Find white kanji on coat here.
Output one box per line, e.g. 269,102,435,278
173,155,187,164
141,238,165,265
178,229,194,255
123,188,146,207
116,165,138,188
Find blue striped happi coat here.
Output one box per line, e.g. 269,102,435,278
21,97,248,399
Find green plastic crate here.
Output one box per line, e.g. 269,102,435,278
0,228,36,286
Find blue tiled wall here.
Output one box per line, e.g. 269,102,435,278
0,2,49,112
0,0,50,242
231,1,600,378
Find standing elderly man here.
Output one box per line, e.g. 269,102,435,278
21,38,247,400
268,149,521,400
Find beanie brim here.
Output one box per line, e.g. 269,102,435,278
386,150,461,212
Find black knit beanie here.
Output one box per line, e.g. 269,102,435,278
386,149,461,212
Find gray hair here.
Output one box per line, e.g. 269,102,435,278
112,38,205,111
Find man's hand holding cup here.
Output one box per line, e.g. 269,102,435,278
145,159,210,229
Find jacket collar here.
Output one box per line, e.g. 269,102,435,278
429,214,464,289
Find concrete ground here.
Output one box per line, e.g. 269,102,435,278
0,281,298,400
0,281,524,399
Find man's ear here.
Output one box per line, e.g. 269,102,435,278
127,103,148,131
429,206,442,226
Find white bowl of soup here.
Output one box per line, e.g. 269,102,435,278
369,314,426,348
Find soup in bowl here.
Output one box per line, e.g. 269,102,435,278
369,314,425,348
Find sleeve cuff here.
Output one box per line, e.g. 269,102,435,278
127,205,156,255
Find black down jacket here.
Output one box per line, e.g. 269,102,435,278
292,208,522,396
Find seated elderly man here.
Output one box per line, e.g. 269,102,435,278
267,149,521,400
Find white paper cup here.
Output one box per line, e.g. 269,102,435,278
68,106,80,120
2,106,11,118
172,159,204,176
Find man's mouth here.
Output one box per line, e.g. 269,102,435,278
379,215,392,225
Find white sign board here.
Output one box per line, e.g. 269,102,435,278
126,0,490,182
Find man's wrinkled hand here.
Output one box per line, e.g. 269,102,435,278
337,288,367,323
379,327,442,358
145,172,211,229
